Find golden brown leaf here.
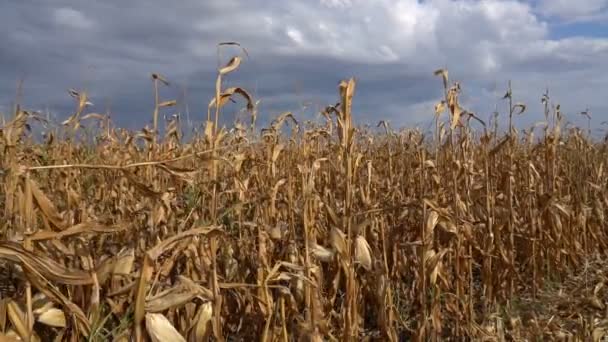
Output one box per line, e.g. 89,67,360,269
354,235,372,271
145,313,186,342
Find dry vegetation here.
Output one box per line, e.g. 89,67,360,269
1,46,608,341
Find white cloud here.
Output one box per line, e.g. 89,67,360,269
320,0,353,9
537,0,608,21
377,45,398,61
226,0,608,125
53,7,94,30
286,27,305,45
195,0,551,70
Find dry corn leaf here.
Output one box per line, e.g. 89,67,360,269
267,225,282,240
354,235,372,271
191,301,213,341
28,221,127,241
330,227,346,256
434,100,446,116
271,144,284,163
593,327,606,342
94,256,116,285
311,243,334,262
121,169,163,197
424,211,439,243
0,242,93,285
80,113,106,121
6,301,28,341
134,255,153,342
24,268,91,336
147,226,224,261
270,179,287,219
155,164,200,184
425,249,449,280
590,296,605,310
113,248,135,276
219,56,242,75
271,112,299,133
513,103,526,115
158,100,177,108
450,103,463,130
208,87,253,112
145,277,213,313
434,69,448,90
134,226,223,339
36,307,66,328
32,297,54,316
145,313,186,342
27,177,67,230
151,73,170,86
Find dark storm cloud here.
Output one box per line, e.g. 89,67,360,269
0,0,439,130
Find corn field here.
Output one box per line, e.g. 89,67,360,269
1,49,608,341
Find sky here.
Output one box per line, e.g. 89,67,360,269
1,0,608,135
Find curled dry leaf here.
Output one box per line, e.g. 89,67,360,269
113,248,135,275
27,177,67,230
593,327,606,342
267,225,282,240
271,111,299,132
145,276,213,313
219,56,242,75
191,301,213,341
145,313,186,342
311,243,334,262
330,227,346,256
590,296,605,310
434,101,446,116
434,69,449,90
0,241,93,285
28,221,128,242
270,179,287,219
155,164,200,185
437,219,457,235
354,235,372,271
147,226,224,261
121,169,163,197
25,264,92,336
513,103,526,115
151,73,170,86
208,87,254,113
36,307,66,328
450,104,463,130
425,211,440,243
425,249,450,286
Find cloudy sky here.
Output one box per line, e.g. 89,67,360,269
1,0,608,134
